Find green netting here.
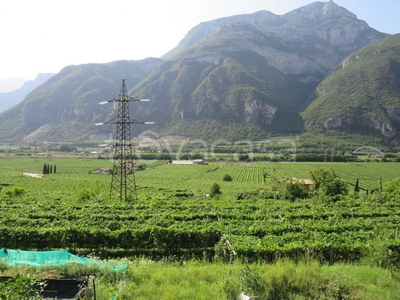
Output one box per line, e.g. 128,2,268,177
0,249,127,272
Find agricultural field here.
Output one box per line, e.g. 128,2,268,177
1,157,395,202
1,157,400,298
138,160,397,193
0,158,400,254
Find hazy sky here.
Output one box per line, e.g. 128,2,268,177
1,0,399,80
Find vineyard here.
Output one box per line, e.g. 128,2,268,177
0,158,400,266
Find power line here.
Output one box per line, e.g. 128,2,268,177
96,79,155,202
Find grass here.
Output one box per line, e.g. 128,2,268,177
120,259,400,300
3,259,399,299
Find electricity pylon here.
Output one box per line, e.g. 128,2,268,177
95,79,154,201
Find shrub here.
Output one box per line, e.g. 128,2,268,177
321,178,348,196
136,164,147,171
76,187,101,203
239,266,265,297
214,234,236,263
210,183,221,197
5,186,26,198
282,180,309,201
77,189,94,202
0,274,44,299
384,178,400,195
13,187,26,197
308,168,348,196
222,174,232,182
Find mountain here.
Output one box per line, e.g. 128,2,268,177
0,1,389,143
131,1,386,139
0,59,161,142
303,33,400,139
0,74,54,113
164,1,383,61
0,77,28,93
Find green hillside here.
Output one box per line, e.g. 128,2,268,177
0,59,162,142
303,34,400,140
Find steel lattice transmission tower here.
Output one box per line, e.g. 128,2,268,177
96,79,154,201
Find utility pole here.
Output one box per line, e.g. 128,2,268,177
96,79,154,201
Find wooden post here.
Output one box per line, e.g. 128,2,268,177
93,277,97,300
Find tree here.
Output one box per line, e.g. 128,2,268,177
308,168,348,196
54,165,57,174
43,163,48,175
308,168,335,189
49,165,53,174
282,179,309,201
210,183,221,197
354,178,360,193
222,174,233,182
323,177,348,196
60,144,76,152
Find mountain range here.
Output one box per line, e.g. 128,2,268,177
0,77,27,93
0,74,54,114
0,1,398,147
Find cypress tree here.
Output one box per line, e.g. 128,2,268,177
354,178,359,192
49,165,53,174
43,163,49,175
54,165,57,174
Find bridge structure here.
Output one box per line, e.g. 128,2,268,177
352,146,384,156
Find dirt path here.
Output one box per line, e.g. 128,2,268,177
23,172,43,178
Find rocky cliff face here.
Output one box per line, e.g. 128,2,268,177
323,111,398,138
303,33,400,139
167,1,385,77
133,1,386,135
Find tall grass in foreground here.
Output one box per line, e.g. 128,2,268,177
103,259,400,300
1,259,400,299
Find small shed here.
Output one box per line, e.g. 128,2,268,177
290,177,314,190
171,160,194,165
193,159,208,165
93,167,111,174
